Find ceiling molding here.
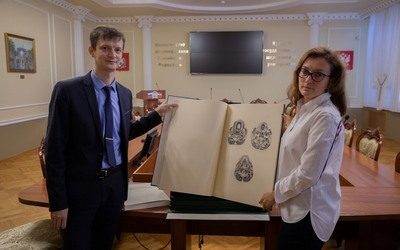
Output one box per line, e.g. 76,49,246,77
91,0,303,14
48,0,75,13
48,0,90,20
150,14,307,23
48,0,361,23
360,0,400,18
86,14,135,23
325,12,360,19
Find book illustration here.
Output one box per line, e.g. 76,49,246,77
251,122,272,150
234,155,253,182
228,120,247,145
153,98,283,207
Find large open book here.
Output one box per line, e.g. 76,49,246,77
152,98,283,208
124,182,169,210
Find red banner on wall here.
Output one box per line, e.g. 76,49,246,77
337,50,353,70
117,52,129,71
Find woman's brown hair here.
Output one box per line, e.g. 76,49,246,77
287,47,347,116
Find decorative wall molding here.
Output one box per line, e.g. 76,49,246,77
48,0,400,22
47,0,363,23
52,14,74,81
151,14,307,23
361,0,400,18
47,0,75,13
16,0,49,14
137,16,153,28
90,0,300,13
327,27,362,108
72,6,90,21
324,13,360,20
0,102,49,111
0,114,48,127
84,0,362,14
47,0,89,20
86,14,135,23
307,12,326,26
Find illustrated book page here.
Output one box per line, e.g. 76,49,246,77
153,98,228,196
153,98,283,208
213,104,283,207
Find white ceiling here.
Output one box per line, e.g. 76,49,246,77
65,0,389,17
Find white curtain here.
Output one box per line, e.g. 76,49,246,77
364,4,400,112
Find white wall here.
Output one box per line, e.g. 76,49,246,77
0,0,75,159
0,1,373,159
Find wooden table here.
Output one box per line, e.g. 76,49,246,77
19,146,400,250
340,147,400,188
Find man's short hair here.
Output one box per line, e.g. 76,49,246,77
89,26,125,49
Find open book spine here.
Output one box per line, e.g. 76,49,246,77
153,98,283,207
213,104,283,207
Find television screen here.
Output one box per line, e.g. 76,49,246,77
190,31,263,74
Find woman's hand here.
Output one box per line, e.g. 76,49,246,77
259,192,275,211
282,114,293,129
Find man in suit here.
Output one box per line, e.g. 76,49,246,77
45,26,176,249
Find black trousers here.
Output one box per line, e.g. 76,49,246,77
278,213,324,250
62,170,124,250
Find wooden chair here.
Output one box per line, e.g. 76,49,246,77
284,102,296,117
344,120,356,147
395,152,400,174
220,98,240,104
355,128,383,161
281,103,296,132
38,137,46,178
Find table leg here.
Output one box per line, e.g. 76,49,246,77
170,220,191,250
261,220,279,250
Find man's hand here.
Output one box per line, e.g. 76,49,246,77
259,192,275,211
155,102,178,117
51,208,68,230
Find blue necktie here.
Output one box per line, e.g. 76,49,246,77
103,86,117,167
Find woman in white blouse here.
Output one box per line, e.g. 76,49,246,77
259,47,347,250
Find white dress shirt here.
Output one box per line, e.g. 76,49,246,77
274,93,344,241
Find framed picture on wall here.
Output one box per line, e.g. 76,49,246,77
337,50,353,70
117,52,129,71
4,33,36,73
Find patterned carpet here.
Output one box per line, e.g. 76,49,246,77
0,219,62,250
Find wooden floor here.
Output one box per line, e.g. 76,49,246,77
1,138,399,249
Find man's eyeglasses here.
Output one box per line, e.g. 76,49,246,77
298,68,330,82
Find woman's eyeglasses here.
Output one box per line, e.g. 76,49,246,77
298,68,330,82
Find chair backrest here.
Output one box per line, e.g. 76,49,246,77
280,102,296,133
395,152,400,174
250,98,267,104
344,120,356,147
38,137,46,178
284,102,296,117
355,128,383,161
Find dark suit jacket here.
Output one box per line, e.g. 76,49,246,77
45,72,161,212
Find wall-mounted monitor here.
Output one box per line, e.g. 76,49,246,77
189,31,264,74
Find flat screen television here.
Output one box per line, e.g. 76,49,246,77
189,31,264,74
